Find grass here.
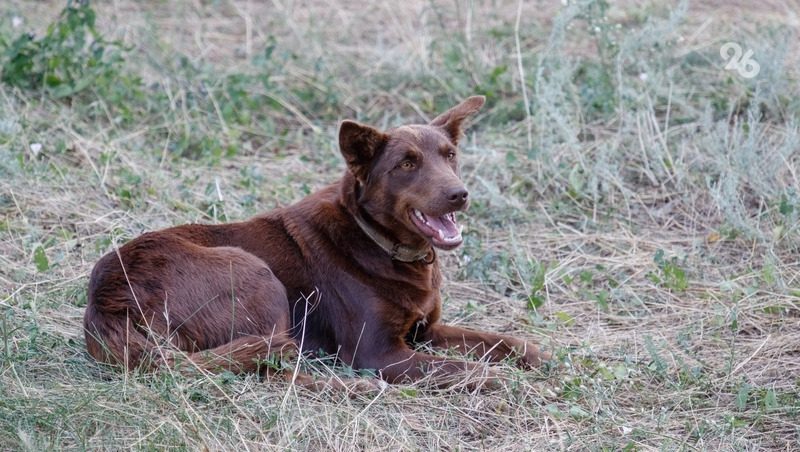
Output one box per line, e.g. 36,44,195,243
1,0,799,449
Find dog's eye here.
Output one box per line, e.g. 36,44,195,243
446,151,456,161
400,160,415,170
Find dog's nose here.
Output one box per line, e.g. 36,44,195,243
445,187,469,208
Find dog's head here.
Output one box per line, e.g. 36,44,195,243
339,96,485,253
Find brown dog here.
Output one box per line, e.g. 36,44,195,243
84,96,550,388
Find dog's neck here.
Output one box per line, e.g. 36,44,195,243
340,173,435,264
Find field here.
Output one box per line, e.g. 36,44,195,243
1,0,799,450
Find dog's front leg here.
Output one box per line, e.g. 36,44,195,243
419,323,550,369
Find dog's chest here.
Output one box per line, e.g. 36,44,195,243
402,266,441,329
406,293,439,329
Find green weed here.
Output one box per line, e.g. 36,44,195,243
1,1,130,99
649,249,688,292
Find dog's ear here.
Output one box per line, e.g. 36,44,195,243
339,120,388,181
429,95,485,145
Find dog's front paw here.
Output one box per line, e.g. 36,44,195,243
465,366,504,391
515,342,553,369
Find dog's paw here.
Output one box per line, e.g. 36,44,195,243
291,373,388,396
472,370,504,391
515,342,553,370
457,366,504,392
341,377,390,396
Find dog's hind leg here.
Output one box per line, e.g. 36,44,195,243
181,333,383,393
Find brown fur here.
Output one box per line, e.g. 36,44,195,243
84,96,550,388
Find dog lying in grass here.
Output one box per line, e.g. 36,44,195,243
84,96,550,388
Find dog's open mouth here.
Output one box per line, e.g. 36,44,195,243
409,208,464,249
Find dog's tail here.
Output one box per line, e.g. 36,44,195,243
83,298,160,371
82,251,158,371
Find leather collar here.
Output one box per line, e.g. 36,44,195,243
353,213,435,264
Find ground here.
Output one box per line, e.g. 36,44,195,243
1,0,799,450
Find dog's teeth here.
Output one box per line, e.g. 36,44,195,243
458,225,464,234
437,229,445,240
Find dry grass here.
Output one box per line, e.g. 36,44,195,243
1,0,799,450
